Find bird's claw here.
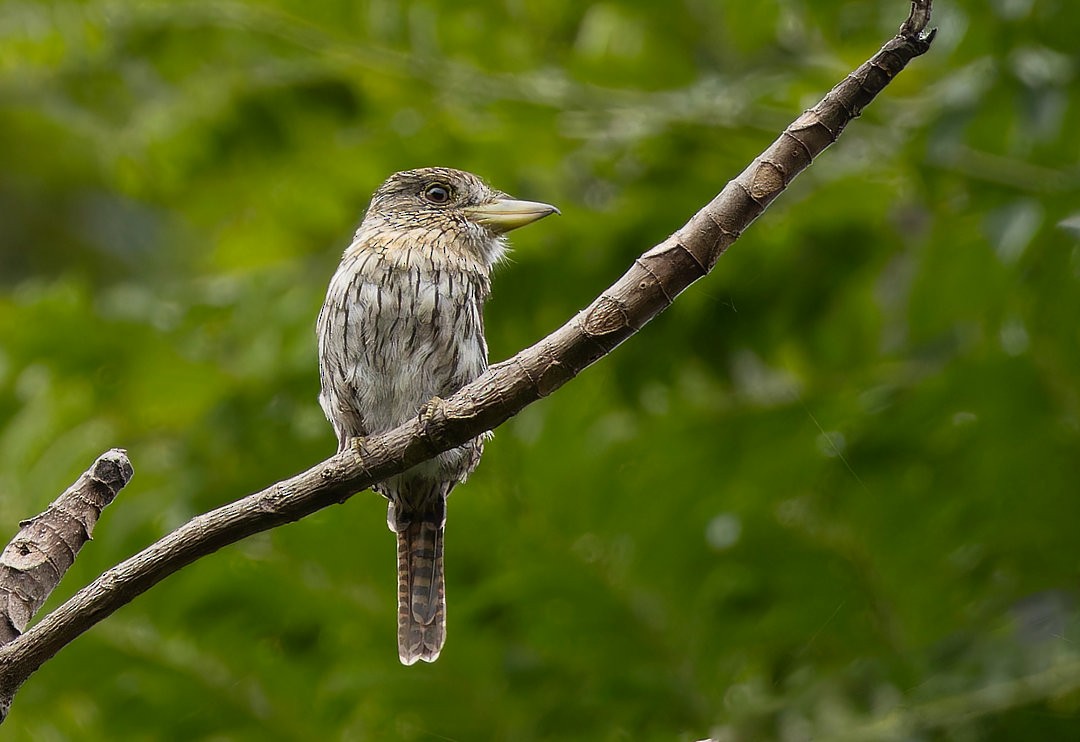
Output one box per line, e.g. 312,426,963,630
417,396,447,426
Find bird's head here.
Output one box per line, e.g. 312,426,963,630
361,167,559,268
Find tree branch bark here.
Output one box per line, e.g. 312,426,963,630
0,449,133,717
0,0,935,722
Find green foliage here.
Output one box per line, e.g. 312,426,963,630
1,0,1078,739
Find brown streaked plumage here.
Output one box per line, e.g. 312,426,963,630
317,167,557,665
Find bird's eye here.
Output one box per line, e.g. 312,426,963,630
423,183,452,204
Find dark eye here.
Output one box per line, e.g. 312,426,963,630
423,183,452,204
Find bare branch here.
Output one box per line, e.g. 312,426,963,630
0,0,935,722
0,449,133,715
0,449,133,645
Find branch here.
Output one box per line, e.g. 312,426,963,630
0,0,935,722
0,449,133,715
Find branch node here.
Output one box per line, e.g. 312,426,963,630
582,294,631,337
900,0,935,44
748,160,787,200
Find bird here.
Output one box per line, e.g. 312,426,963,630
316,167,558,665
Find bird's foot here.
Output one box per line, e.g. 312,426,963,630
416,396,453,452
345,435,368,455
417,396,447,426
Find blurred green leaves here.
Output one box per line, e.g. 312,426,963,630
1,0,1079,740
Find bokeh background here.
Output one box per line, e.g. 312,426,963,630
2,0,1079,739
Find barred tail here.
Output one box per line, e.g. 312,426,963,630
393,504,446,665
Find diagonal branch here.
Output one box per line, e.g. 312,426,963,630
0,450,133,646
0,449,133,716
0,0,935,722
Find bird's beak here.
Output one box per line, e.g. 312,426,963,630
463,198,560,234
